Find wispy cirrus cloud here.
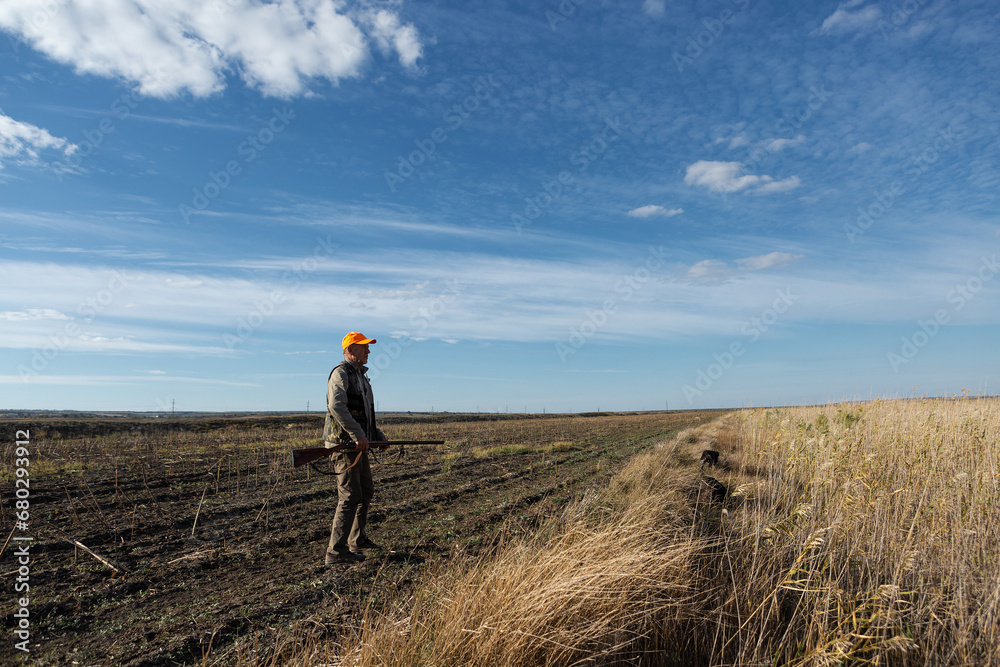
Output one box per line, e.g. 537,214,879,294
0,246,814,352
674,259,733,286
753,176,802,195
0,308,72,321
763,135,805,152
674,252,805,285
626,205,683,218
734,252,804,271
684,161,801,195
819,1,881,35
712,131,748,150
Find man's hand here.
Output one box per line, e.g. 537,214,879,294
354,437,370,451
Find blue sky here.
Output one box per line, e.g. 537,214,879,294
1,0,998,413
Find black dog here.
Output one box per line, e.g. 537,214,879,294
701,476,727,503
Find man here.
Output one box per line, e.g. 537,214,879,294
323,332,388,564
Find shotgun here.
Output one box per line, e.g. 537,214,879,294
291,440,445,468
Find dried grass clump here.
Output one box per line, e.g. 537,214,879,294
347,490,705,667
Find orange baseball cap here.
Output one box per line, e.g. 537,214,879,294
342,332,377,349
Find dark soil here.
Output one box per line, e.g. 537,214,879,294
0,411,719,665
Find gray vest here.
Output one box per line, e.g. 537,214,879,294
324,361,376,442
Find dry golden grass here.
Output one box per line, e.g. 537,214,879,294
710,398,1000,666
247,400,1000,666
349,501,700,666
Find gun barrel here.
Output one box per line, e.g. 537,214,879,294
370,440,445,445
291,440,445,468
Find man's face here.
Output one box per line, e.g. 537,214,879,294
345,343,370,365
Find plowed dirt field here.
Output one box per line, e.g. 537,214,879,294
1,410,721,665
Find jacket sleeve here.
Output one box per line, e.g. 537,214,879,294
328,366,367,442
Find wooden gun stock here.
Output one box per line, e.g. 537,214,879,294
291,441,445,468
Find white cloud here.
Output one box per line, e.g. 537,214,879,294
0,113,77,169
819,2,881,35
674,259,734,286
684,161,800,195
685,161,761,192
735,252,804,271
764,135,804,152
364,9,423,69
0,0,424,98
674,252,804,285
0,308,72,321
752,176,802,194
165,278,204,288
847,142,873,155
626,205,683,218
713,134,749,149
728,135,749,149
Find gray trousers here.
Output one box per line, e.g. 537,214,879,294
327,450,375,555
